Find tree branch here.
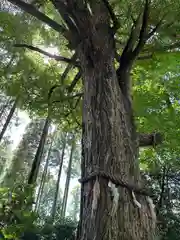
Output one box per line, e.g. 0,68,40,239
132,0,150,58
14,44,79,66
47,52,77,106
67,70,82,93
119,0,151,65
140,42,180,58
102,0,119,32
147,21,162,40
158,42,180,52
50,0,80,33
132,4,168,59
64,94,82,127
7,0,66,34
137,54,153,60
61,51,78,83
139,132,163,147
121,12,142,60
30,0,44,9
52,92,83,104
47,51,78,108
147,12,169,40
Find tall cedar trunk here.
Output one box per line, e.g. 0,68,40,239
35,133,55,211
77,3,155,240
51,133,67,221
61,137,75,220
0,98,18,143
28,116,51,184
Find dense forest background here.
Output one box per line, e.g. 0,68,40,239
0,0,180,240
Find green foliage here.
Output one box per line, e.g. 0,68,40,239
41,217,76,240
54,222,76,240
0,184,38,239
141,148,180,240
0,184,76,240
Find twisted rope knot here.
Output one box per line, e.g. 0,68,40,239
79,170,152,197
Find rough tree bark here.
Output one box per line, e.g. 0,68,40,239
79,45,154,237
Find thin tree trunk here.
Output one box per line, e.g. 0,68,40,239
35,132,55,211
0,99,11,120
71,187,80,222
61,136,75,220
28,115,51,184
51,132,67,222
0,98,18,143
156,167,166,217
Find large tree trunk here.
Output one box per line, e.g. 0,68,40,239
51,132,67,222
0,98,18,143
28,116,51,184
79,56,155,239
77,4,156,240
61,136,75,220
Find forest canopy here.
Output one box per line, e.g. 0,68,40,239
0,0,180,240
